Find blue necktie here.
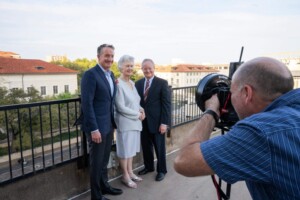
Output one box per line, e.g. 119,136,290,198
105,72,113,96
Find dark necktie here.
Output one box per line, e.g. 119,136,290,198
144,79,150,101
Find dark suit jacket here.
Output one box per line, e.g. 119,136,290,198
80,64,117,135
135,76,171,133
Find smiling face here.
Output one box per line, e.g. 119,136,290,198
97,47,114,70
121,60,134,77
142,60,155,79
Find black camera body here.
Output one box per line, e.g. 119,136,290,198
195,73,239,127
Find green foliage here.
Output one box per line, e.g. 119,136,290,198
0,87,43,106
51,58,97,90
11,132,32,152
110,62,120,78
27,87,43,102
0,130,80,156
0,147,8,156
51,58,143,90
73,58,97,70
0,133,6,140
0,87,8,105
55,92,77,100
131,71,144,82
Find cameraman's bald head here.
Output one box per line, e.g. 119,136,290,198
232,57,294,102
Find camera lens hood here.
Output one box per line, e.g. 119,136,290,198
195,73,231,112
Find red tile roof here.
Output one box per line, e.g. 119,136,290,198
156,64,219,73
0,57,77,74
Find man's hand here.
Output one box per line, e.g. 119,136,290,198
159,124,168,135
91,130,102,143
205,94,220,116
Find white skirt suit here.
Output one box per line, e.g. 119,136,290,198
114,78,143,158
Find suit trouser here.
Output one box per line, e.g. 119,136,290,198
86,129,113,200
141,121,167,174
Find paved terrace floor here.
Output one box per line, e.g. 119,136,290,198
69,150,252,200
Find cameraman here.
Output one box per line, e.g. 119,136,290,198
174,57,300,200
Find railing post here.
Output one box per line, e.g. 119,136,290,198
167,85,172,138
75,94,89,169
77,130,89,169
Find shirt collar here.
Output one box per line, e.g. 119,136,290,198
145,76,154,83
98,63,111,76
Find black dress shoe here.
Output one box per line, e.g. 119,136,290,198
102,186,123,195
155,173,165,181
138,168,154,175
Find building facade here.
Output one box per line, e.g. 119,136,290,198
155,64,222,88
0,57,78,96
279,57,300,88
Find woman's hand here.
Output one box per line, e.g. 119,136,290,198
139,109,146,120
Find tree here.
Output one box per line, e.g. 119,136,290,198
0,87,9,105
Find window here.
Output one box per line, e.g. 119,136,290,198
64,85,69,93
53,86,58,94
41,86,46,95
27,87,34,93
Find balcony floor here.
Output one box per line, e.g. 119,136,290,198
69,150,252,200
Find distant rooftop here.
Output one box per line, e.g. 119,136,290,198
0,57,77,74
0,51,21,59
156,64,220,73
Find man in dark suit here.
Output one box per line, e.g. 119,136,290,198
135,58,171,181
81,44,123,200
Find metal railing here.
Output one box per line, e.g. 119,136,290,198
171,86,201,127
0,86,200,185
0,98,82,185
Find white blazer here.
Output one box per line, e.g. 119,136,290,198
114,78,143,132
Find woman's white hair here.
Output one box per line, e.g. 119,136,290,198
118,55,134,71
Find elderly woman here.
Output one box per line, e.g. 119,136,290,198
114,55,145,189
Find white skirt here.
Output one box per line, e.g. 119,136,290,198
116,130,141,158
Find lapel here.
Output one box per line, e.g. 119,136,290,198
111,73,117,99
138,78,145,97
95,65,112,99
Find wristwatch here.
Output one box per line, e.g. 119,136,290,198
203,109,219,124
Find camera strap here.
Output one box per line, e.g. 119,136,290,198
221,92,231,115
211,175,230,200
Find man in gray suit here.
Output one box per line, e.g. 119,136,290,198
135,58,171,181
81,44,123,200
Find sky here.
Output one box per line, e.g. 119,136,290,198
1,0,300,65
